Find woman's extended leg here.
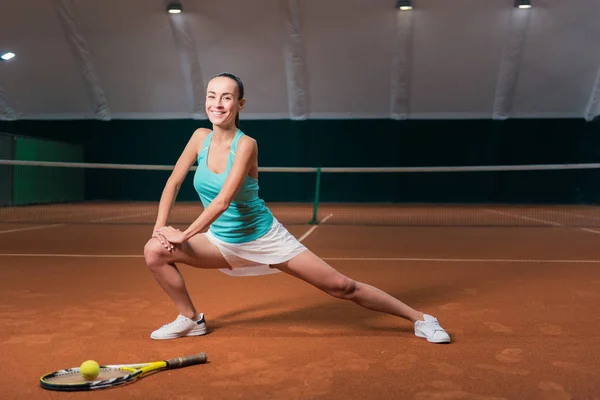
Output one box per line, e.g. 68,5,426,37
143,233,231,340
272,249,450,343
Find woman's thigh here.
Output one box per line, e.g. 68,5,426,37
271,249,351,292
148,233,232,270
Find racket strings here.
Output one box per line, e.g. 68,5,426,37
44,367,129,384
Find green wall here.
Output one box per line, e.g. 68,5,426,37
12,136,84,205
0,133,85,206
0,133,14,206
1,118,599,204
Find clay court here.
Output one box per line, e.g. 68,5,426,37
2,0,600,398
1,203,599,399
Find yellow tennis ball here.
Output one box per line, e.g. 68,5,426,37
79,360,100,381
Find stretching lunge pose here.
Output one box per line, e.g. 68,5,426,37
144,73,451,344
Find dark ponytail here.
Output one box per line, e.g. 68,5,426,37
212,72,244,128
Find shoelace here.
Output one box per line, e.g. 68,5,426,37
161,317,187,328
424,319,442,331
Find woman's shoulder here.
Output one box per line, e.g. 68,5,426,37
237,133,257,152
193,127,211,139
190,128,211,156
191,128,211,147
238,129,256,144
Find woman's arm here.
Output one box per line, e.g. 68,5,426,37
153,128,208,231
157,136,257,243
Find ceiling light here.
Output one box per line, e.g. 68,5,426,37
515,0,532,8
167,2,182,14
396,0,412,11
1,52,15,61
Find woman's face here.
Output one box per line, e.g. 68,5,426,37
205,76,244,127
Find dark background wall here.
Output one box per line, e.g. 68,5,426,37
2,118,600,204
2,118,600,166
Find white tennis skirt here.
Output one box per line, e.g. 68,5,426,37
203,218,307,277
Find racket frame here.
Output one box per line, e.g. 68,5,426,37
39,353,207,391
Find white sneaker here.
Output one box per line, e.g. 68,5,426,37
150,313,207,340
414,314,451,343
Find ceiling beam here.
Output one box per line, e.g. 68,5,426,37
0,83,17,120
168,5,205,119
390,9,414,120
282,0,308,120
492,8,532,120
585,67,600,121
54,0,110,120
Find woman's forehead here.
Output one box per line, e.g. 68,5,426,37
207,77,237,93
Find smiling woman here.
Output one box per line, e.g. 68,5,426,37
142,72,451,344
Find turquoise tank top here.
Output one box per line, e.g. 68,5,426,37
193,129,274,243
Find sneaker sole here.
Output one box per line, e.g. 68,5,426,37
150,325,207,340
415,331,451,344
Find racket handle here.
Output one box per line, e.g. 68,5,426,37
166,353,208,369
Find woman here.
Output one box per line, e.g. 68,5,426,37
144,73,451,344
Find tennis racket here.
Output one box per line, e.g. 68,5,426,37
40,352,207,391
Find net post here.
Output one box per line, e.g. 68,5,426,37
310,167,321,224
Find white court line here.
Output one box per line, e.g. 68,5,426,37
5,204,103,222
579,228,600,235
322,257,600,263
0,214,334,255
89,211,154,223
1,253,600,263
544,210,600,234
0,224,65,235
484,208,563,227
297,214,333,242
487,208,600,235
0,253,141,258
545,209,600,221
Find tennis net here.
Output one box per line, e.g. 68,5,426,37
2,159,600,227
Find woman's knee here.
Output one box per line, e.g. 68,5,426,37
144,238,170,268
325,276,357,299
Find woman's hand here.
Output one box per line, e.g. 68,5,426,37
152,229,174,252
154,226,186,251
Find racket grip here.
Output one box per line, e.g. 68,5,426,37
166,353,208,369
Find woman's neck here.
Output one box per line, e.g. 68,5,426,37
212,125,238,142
